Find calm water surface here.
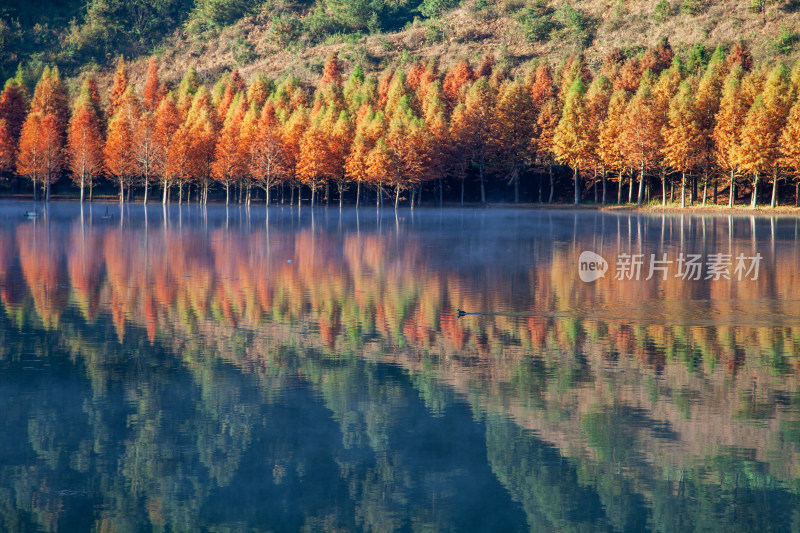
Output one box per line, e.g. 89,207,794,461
1,200,800,532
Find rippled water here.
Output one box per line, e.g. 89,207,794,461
1,200,800,532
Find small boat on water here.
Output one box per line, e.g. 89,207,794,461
23,211,38,219
100,207,113,219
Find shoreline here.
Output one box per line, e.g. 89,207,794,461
2,195,798,215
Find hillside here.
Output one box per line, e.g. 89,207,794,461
3,0,800,91
4,0,800,208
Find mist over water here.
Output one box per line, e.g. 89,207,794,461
1,200,800,532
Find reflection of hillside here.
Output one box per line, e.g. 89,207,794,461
1,210,800,531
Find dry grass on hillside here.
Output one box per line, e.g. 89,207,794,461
88,0,800,96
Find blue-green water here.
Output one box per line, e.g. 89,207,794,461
1,200,800,532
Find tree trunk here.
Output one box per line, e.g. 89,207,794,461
702,173,707,207
395,184,400,209
771,166,778,208
796,180,799,207
163,181,168,205
226,183,230,205
143,180,148,204
80,178,85,203
548,165,554,203
661,169,666,206
628,169,634,203
751,172,758,209
311,186,315,207
514,168,520,203
681,170,686,208
325,182,330,206
120,180,124,205
713,177,718,204
729,169,735,208
618,173,623,205
636,160,644,207
460,178,464,206
602,167,607,205
574,165,580,205
356,181,361,208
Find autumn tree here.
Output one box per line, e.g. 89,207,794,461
296,118,333,206
693,50,726,204
212,95,247,204
0,78,29,145
713,67,746,208
30,66,69,132
597,90,629,204
104,90,139,204
345,134,371,207
330,111,354,207
321,52,344,87
553,76,590,205
0,120,14,176
781,98,800,206
153,95,181,204
281,107,309,204
652,59,682,204
442,61,475,109
761,64,792,207
662,81,700,208
176,67,200,117
165,121,192,204
623,71,662,206
142,57,162,112
67,80,104,201
108,57,129,119
366,138,394,208
584,75,613,203
494,80,535,202
737,96,773,209
135,109,157,204
251,102,286,205
187,106,217,204
460,78,495,204
17,112,44,199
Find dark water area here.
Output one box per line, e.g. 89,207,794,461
1,200,800,532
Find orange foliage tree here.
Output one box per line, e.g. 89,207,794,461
250,103,286,206
67,80,104,202
104,90,139,203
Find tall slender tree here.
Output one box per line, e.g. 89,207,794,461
713,67,746,208
67,80,104,202
623,71,661,206
737,96,773,209
553,77,590,205
662,81,700,208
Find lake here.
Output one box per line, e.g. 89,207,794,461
0,200,799,532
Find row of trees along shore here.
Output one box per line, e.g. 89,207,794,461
5,40,800,208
